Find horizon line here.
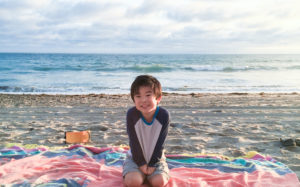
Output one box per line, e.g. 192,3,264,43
1,52,300,55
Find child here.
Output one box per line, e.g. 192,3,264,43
123,75,170,187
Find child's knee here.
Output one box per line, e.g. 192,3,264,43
148,174,169,187
124,172,144,187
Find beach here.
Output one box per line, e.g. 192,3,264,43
0,93,299,179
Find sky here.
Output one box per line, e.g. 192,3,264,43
0,0,300,54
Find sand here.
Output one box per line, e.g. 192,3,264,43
0,93,299,179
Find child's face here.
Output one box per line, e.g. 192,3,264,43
133,86,161,116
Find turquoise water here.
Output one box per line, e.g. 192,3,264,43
0,53,300,94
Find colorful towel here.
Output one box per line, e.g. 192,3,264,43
0,144,299,187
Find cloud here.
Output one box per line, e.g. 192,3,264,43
0,0,300,53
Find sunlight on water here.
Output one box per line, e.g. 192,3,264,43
0,53,300,94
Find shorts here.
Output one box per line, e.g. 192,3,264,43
122,153,169,181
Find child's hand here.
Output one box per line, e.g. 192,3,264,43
146,166,155,175
139,164,148,174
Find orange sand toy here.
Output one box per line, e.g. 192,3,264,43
65,131,90,143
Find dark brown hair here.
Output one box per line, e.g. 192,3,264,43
130,75,162,101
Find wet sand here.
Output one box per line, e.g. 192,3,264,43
0,93,299,179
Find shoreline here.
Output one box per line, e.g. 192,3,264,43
0,91,299,95
0,93,299,179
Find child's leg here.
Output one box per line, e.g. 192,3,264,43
123,153,146,186
148,173,169,187
147,157,169,187
124,171,145,187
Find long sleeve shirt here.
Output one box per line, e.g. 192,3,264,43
126,106,170,167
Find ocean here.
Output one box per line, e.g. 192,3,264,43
0,53,300,94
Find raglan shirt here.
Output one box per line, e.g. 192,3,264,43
126,106,170,167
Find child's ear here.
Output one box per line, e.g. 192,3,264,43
156,96,162,104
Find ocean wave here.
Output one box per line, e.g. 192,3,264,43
0,85,128,94
286,65,300,70
123,64,174,72
120,65,257,72
27,64,292,73
0,67,12,71
29,64,173,73
33,66,84,72
91,86,122,90
1,54,300,94
0,78,16,82
5,62,285,74
0,86,37,92
1,84,299,94
179,65,279,72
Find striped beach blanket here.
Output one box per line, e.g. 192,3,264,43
0,144,299,187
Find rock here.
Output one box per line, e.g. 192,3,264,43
211,110,222,113
231,149,246,157
280,138,296,147
89,125,108,131
295,138,300,146
170,123,182,128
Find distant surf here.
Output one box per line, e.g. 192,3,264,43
1,53,300,94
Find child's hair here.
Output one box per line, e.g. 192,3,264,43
130,75,162,101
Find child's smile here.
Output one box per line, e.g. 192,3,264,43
134,86,161,122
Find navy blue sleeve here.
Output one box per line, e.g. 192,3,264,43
126,107,147,167
148,108,170,167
